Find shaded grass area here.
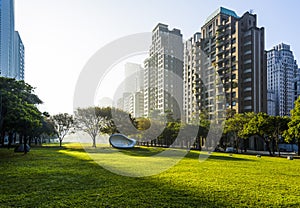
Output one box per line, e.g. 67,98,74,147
0,144,300,207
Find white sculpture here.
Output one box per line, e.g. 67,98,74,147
109,134,136,149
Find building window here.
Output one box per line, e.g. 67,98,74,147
244,106,252,110
244,78,252,83
244,87,251,92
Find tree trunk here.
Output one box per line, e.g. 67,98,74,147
0,129,5,146
13,133,16,144
276,139,280,157
59,139,62,147
92,136,96,148
196,137,200,150
298,139,300,156
243,138,248,152
234,133,239,153
265,140,273,156
20,134,23,144
272,139,275,156
7,132,13,149
24,135,28,154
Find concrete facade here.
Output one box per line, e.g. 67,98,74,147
183,7,267,123
144,23,183,119
267,43,298,116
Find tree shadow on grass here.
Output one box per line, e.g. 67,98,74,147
66,146,167,157
118,147,166,157
23,145,255,163
207,154,254,162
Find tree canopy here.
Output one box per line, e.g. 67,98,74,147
284,96,300,155
50,113,74,147
74,107,112,147
0,77,43,151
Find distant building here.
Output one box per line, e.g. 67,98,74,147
183,33,201,123
0,0,24,80
267,43,298,116
183,7,267,123
267,90,276,116
12,31,24,80
117,97,124,110
124,63,144,93
144,23,183,119
132,91,144,118
0,0,15,78
294,67,300,102
123,92,133,114
118,63,144,118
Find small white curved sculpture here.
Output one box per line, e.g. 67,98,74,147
109,134,136,149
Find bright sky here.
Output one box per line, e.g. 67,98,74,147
14,0,300,115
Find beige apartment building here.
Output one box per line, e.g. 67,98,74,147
184,7,267,123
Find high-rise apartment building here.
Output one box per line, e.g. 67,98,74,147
12,31,24,80
124,63,144,93
267,43,298,116
0,0,14,78
183,33,202,123
119,63,145,118
294,67,300,102
144,23,183,119
0,0,24,80
184,7,267,123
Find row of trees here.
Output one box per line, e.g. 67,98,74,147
224,97,300,156
49,108,209,149
0,79,143,149
0,78,117,149
0,77,44,151
2,77,299,155
0,77,76,150
224,112,290,155
50,99,300,155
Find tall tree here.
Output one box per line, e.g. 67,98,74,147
224,112,255,152
158,121,181,147
107,108,138,136
34,115,56,144
241,113,274,155
74,107,111,147
0,77,43,151
268,116,290,156
284,97,300,156
50,113,74,147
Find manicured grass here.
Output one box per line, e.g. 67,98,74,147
0,144,300,207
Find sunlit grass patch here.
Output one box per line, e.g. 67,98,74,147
0,144,300,207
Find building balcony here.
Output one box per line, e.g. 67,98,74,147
211,56,216,62
217,33,224,40
216,58,224,63
216,39,225,46
216,49,224,55
217,67,224,73
216,25,225,32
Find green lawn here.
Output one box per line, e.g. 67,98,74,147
0,144,300,207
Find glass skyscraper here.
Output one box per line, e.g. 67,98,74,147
0,0,24,80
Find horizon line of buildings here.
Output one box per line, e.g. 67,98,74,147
0,0,25,81
115,7,300,121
